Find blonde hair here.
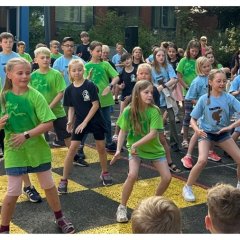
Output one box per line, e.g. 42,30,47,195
136,63,152,82
130,80,156,135
0,58,31,112
102,45,110,53
49,40,60,47
132,46,145,63
207,183,240,233
68,59,85,82
34,47,51,57
195,56,210,76
132,196,181,233
207,68,226,104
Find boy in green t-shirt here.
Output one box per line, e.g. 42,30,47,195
17,41,33,63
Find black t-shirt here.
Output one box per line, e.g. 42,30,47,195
169,58,180,73
153,85,160,108
118,67,137,98
64,80,106,133
76,43,91,62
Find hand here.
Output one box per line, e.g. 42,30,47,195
110,150,121,165
123,95,131,105
196,129,207,138
0,114,8,129
130,146,138,156
102,86,111,96
75,122,87,134
9,133,26,148
119,83,125,90
66,123,73,133
157,85,164,93
216,126,231,134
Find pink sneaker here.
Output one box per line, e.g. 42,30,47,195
181,155,193,169
208,151,221,162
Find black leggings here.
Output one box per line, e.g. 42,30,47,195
0,129,5,153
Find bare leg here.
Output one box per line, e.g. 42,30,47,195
121,157,141,206
95,140,108,173
186,140,211,186
44,186,61,212
153,160,172,195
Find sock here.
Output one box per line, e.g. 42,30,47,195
54,210,63,220
208,150,213,154
186,154,191,157
102,171,109,175
0,225,10,233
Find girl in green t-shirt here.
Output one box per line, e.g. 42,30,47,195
0,58,74,234
110,80,172,223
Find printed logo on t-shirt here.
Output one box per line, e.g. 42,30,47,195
131,74,136,82
82,90,90,101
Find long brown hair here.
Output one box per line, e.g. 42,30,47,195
130,80,156,135
0,58,31,112
152,47,168,74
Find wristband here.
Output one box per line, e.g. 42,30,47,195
24,131,30,139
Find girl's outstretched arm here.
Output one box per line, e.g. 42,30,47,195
110,129,127,165
217,117,240,134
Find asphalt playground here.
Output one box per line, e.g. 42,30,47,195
0,103,238,234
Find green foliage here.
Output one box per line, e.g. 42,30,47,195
88,10,158,57
29,7,44,57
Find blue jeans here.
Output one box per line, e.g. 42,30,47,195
101,106,112,145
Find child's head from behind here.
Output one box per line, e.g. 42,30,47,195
195,56,211,76
0,32,14,53
185,39,201,59
34,47,51,69
132,196,181,233
50,40,60,54
68,59,85,83
61,37,75,56
136,63,152,82
17,41,26,54
120,53,132,67
205,183,240,233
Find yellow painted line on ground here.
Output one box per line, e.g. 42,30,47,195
81,221,132,234
51,146,113,169
93,177,207,210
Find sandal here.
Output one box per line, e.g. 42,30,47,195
112,134,118,142
55,216,75,234
168,163,181,173
181,140,189,149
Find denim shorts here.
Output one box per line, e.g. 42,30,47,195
5,162,51,176
129,155,166,162
198,132,231,143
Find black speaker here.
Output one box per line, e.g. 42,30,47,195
125,26,138,53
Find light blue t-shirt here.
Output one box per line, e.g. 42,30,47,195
0,51,20,86
53,55,85,86
185,75,208,101
151,63,177,107
229,75,240,102
112,53,123,74
191,93,240,133
146,54,154,63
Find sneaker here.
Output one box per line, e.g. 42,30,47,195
208,151,221,162
23,186,42,203
105,142,117,152
100,172,113,186
182,185,196,202
52,140,65,147
175,116,180,123
181,155,193,169
112,134,118,142
116,204,128,223
77,147,86,159
73,157,89,167
58,179,68,194
237,182,240,189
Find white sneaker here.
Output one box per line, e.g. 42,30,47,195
237,182,240,189
116,204,128,223
182,185,196,202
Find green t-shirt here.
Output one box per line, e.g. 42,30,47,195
50,52,62,59
19,52,33,63
30,68,66,118
84,61,118,108
176,57,197,95
117,105,165,159
1,87,56,168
